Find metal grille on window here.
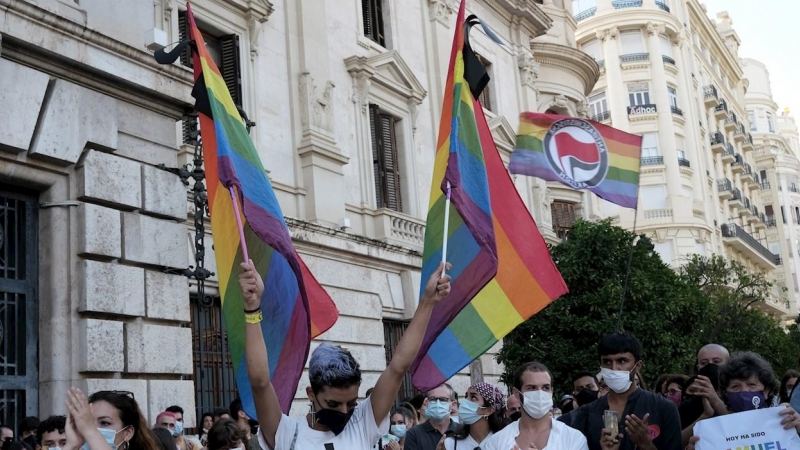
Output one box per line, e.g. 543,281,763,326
551,201,577,240
189,294,237,422
0,188,38,432
383,319,418,407
369,105,402,212
362,0,386,46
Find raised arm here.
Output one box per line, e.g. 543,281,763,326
239,260,282,449
370,262,452,423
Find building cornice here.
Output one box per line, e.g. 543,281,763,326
530,42,599,96
480,0,552,38
686,0,743,79
574,9,681,45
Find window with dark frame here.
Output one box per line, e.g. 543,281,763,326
179,10,243,145
369,104,403,212
383,319,418,407
362,0,386,47
551,201,577,240
474,53,493,113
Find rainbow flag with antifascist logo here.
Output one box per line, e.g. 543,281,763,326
181,3,338,414
509,112,642,209
411,0,566,391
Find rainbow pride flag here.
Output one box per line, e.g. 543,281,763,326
509,112,642,209
183,3,338,414
411,1,499,384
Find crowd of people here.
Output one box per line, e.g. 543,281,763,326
2,262,799,450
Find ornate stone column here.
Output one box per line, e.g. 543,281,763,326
599,27,629,130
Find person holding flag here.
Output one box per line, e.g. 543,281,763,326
238,259,452,450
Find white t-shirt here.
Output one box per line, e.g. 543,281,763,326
257,397,389,450
481,418,588,450
444,431,493,450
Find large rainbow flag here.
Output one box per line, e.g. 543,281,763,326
182,3,338,414
410,1,500,383
411,1,567,391
509,112,642,209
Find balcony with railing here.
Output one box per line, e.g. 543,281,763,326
714,99,728,119
765,215,777,228
655,0,670,12
739,197,752,217
717,178,733,199
703,85,719,107
620,53,649,63
641,156,664,166
730,187,743,208
662,55,676,66
722,143,736,163
613,0,643,8
591,111,611,123
710,131,725,154
720,222,779,268
724,114,738,132
671,105,683,116
741,163,754,183
760,180,771,190
574,7,597,21
731,154,745,174
748,205,760,224
733,124,747,143
677,157,690,168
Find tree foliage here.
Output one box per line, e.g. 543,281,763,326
496,219,800,395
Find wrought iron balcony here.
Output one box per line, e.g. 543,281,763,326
790,184,799,193
743,197,751,210
591,111,611,122
717,178,732,192
760,181,770,190
656,0,670,12
703,85,719,107
677,157,691,168
641,156,664,166
721,222,779,266
721,143,735,163
613,0,643,8
731,187,742,201
724,114,738,131
662,55,676,66
620,53,649,63
766,216,776,227
710,131,725,145
731,153,744,173
671,105,683,116
574,7,597,21
714,99,728,119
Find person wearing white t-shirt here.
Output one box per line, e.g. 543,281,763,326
443,382,507,450
238,260,452,450
482,363,588,450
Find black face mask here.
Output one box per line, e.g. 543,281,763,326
315,407,354,435
508,411,522,422
575,388,599,406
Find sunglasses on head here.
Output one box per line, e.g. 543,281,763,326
93,390,136,402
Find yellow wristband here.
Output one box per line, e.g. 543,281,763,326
244,310,263,324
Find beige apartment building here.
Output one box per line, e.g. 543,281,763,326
569,0,799,318
0,0,599,428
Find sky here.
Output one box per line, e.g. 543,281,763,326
699,0,800,114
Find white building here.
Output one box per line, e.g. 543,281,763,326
0,0,598,427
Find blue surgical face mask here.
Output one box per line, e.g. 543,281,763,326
457,399,484,425
424,400,451,421
726,391,765,413
173,421,184,437
390,424,407,438
82,427,128,450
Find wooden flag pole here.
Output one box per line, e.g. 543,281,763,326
441,181,452,278
229,186,250,263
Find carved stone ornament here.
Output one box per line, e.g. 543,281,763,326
608,26,619,39
552,94,569,109
595,29,607,41
162,0,175,22
577,100,590,118
518,52,540,88
429,0,457,26
299,72,336,132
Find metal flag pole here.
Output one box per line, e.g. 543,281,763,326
441,182,452,278
229,186,250,263
616,207,639,332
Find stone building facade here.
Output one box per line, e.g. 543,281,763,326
0,0,598,428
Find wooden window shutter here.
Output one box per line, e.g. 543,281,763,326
179,10,197,144
362,0,385,47
380,113,402,212
369,105,386,209
219,34,243,108
362,0,373,41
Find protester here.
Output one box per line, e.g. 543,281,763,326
206,419,245,450
696,343,729,371
559,395,575,415
164,406,198,450
228,398,258,450
686,352,800,449
780,370,799,404
448,392,460,424
505,393,521,422
62,388,158,450
239,260,451,450
150,429,175,450
211,410,230,424
572,372,601,407
679,346,729,445
383,406,416,450
404,383,459,450
406,395,427,424
37,416,66,450
563,332,682,450
442,382,506,450
657,375,687,407
196,413,212,447
0,426,13,450
155,413,177,435
20,417,40,450
482,362,587,450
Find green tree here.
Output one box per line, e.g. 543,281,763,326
496,219,709,395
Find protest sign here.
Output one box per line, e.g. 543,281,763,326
694,407,800,450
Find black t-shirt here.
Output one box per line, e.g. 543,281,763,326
563,388,681,450
404,420,461,450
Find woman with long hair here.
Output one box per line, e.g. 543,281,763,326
441,383,506,450
384,406,416,449
780,369,799,404
63,388,159,450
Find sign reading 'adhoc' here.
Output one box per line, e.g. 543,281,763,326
627,104,657,115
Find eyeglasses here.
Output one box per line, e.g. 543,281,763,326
427,397,451,403
94,390,136,401
663,389,682,396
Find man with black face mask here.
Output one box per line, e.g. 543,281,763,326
573,372,601,407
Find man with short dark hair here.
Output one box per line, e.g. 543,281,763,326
207,419,246,450
212,408,231,423
572,371,601,407
0,425,13,450
229,398,259,450
403,383,459,450
566,332,681,450
19,417,39,450
36,416,66,450
506,393,521,421
165,406,200,450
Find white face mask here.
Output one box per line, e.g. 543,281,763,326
601,368,633,394
522,390,553,419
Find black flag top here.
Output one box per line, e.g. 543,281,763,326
462,14,505,100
